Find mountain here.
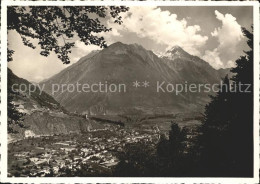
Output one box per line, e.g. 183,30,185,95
161,45,227,84
41,42,230,115
8,68,92,141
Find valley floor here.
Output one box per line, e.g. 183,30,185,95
8,127,158,177
8,112,202,177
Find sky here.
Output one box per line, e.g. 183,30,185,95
8,6,253,83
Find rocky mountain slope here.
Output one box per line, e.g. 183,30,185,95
41,42,230,115
8,68,92,141
161,46,227,83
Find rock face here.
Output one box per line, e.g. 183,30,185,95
21,112,90,136
41,42,230,115
8,68,92,140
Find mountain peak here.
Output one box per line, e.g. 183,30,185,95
109,42,145,50
164,45,191,59
167,45,187,54
109,41,124,47
171,45,183,50
105,42,148,56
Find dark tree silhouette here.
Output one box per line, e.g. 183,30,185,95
156,122,188,176
7,6,129,63
199,76,233,176
198,27,253,177
113,142,157,177
228,26,254,177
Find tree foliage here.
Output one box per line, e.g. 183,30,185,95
113,142,157,177
198,26,253,177
156,122,188,176
7,6,129,63
8,90,25,133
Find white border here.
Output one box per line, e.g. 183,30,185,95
1,1,259,184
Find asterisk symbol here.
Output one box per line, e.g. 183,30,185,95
133,81,140,88
142,81,150,88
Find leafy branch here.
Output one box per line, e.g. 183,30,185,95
7,6,129,64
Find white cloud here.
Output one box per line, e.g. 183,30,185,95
213,10,243,52
71,40,101,62
202,49,225,69
203,10,243,69
103,6,208,55
202,49,235,69
226,60,236,68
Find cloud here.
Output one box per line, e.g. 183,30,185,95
71,40,101,62
202,49,235,69
102,6,208,55
203,10,244,69
213,10,243,52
